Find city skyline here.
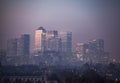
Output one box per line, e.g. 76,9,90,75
0,0,120,60
4,31,111,65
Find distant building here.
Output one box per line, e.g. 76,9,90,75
59,31,72,55
35,27,46,52
6,35,30,65
75,43,88,61
7,38,17,56
17,34,30,56
46,30,58,39
87,39,107,63
75,39,109,63
88,39,104,55
46,30,61,52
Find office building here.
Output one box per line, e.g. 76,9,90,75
7,38,17,56
17,34,30,56
35,27,46,52
59,31,72,55
46,30,61,52
88,39,104,55
75,43,88,61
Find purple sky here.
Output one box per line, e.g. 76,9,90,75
0,0,120,60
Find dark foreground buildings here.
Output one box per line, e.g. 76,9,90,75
0,63,120,83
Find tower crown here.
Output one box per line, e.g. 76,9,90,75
37,27,46,32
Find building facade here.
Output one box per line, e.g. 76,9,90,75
35,27,46,52
17,34,30,56
46,30,61,52
75,39,109,63
75,43,88,61
59,31,72,55
7,38,18,56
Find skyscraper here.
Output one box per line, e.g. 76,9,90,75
17,34,30,56
46,30,58,39
86,39,109,63
35,27,46,52
88,39,104,55
59,31,72,55
75,39,109,63
75,43,88,61
7,38,17,56
46,30,61,52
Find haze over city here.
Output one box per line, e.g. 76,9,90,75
0,0,120,60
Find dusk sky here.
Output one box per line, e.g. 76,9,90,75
0,0,120,60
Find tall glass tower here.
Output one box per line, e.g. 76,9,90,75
7,38,18,56
34,27,46,52
17,34,30,56
59,31,72,55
